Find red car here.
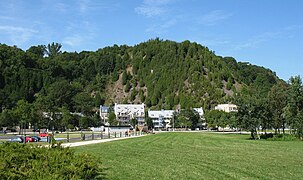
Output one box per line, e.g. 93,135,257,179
25,136,34,142
39,133,49,137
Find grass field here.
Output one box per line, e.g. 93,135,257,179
74,132,303,179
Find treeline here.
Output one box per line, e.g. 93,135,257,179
0,39,281,131
205,76,303,139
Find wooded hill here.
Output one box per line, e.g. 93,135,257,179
0,39,280,113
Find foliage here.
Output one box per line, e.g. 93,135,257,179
268,134,299,141
130,118,138,128
0,142,104,179
204,110,231,130
174,109,200,129
285,76,303,138
145,116,154,130
108,112,117,126
0,39,291,134
267,81,288,133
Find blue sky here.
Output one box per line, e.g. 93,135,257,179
0,0,302,80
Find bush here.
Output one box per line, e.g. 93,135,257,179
0,143,104,179
260,133,273,139
267,134,299,141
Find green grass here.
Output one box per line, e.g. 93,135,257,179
74,132,303,179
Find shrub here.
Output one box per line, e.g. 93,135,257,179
0,143,104,179
267,134,299,141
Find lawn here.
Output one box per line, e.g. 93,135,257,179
74,132,303,179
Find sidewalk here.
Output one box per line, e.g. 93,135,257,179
61,134,146,148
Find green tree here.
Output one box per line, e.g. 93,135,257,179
13,99,33,131
108,112,118,126
79,116,90,129
146,116,154,130
130,118,138,128
122,71,127,85
46,42,62,58
0,109,16,128
26,45,46,59
174,109,198,130
285,76,303,138
268,81,288,134
58,106,73,131
125,81,131,92
72,92,94,116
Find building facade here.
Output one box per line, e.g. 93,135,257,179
215,104,238,113
99,105,109,124
114,103,145,126
148,110,175,129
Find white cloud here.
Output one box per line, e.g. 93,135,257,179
0,16,14,20
146,19,177,34
198,10,232,26
135,6,166,17
143,0,173,6
135,0,174,17
55,3,68,13
0,25,38,45
63,35,85,47
233,31,282,50
78,0,90,14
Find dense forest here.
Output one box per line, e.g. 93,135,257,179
2,39,301,138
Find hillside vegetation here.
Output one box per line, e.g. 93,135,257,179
0,39,280,112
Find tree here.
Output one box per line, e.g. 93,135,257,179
13,99,33,131
235,86,265,139
122,71,127,85
174,109,199,130
26,45,46,59
59,106,73,131
268,82,288,134
108,112,118,126
46,42,62,58
285,76,303,138
124,81,131,92
146,116,154,130
0,109,16,128
79,116,90,129
72,92,94,116
205,110,220,129
95,92,103,107
130,118,138,128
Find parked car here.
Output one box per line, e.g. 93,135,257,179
39,133,49,137
0,130,7,134
25,136,35,142
9,136,24,143
31,136,41,142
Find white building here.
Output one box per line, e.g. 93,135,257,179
148,110,175,129
114,103,145,126
193,107,204,118
215,104,238,113
100,105,109,124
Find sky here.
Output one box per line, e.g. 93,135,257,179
0,0,302,80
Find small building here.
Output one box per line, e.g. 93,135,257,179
114,103,145,126
100,105,109,124
193,107,204,119
215,104,238,113
148,110,175,129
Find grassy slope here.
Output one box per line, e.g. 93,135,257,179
74,133,303,179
